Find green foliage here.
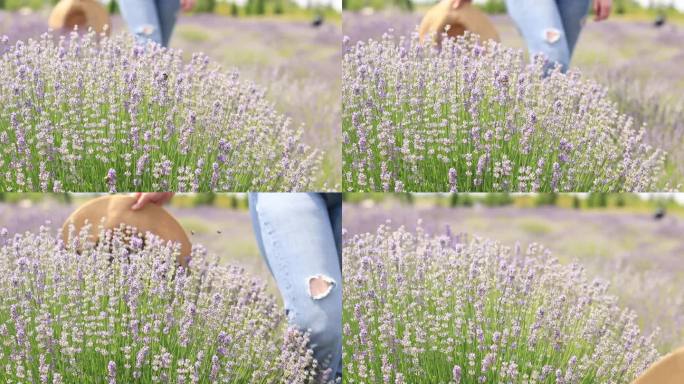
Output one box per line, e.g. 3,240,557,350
255,0,266,15
230,2,239,16
396,192,414,205
478,0,506,14
482,193,513,207
587,193,608,208
534,193,558,206
449,193,458,207
447,193,479,207
194,0,217,13
2,0,43,11
572,195,581,209
343,0,412,12
193,192,216,206
274,0,284,14
109,0,119,14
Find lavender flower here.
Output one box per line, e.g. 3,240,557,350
106,169,117,193
0,31,322,191
107,361,116,384
342,32,668,191
343,223,661,382
0,224,321,382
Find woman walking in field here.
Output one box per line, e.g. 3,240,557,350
422,0,612,73
506,0,612,72
118,0,196,47
132,192,343,381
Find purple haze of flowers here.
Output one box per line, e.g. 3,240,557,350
342,32,667,192
0,224,322,383
0,30,322,192
343,223,661,383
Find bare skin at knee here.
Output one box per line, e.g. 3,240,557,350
308,275,335,300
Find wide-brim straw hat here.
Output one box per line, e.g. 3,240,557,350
419,0,500,44
48,0,110,34
632,346,684,384
62,195,191,265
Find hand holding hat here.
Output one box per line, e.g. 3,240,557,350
419,0,500,45
62,195,191,266
48,0,110,34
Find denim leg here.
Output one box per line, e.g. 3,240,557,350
155,0,181,47
505,0,571,72
556,0,591,57
323,193,342,269
117,0,164,45
249,193,343,379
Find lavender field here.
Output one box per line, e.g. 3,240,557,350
343,12,684,190
0,10,341,189
0,208,321,382
172,15,341,188
343,198,684,354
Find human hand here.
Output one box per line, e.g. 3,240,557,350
130,192,175,211
594,0,612,21
180,0,196,12
450,0,471,9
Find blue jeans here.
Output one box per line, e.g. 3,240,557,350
249,193,342,379
506,0,591,73
117,0,180,47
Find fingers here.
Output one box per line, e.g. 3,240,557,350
131,193,153,211
601,2,612,20
594,0,611,21
181,0,195,12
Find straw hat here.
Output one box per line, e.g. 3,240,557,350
632,346,684,384
48,0,110,34
62,195,191,265
419,0,500,44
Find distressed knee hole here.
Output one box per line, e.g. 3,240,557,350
543,28,561,44
137,25,156,36
307,275,335,300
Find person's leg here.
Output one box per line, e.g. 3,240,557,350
323,193,342,269
556,0,592,58
505,0,571,73
117,0,164,45
155,0,181,47
249,193,343,379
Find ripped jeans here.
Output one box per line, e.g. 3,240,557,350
249,193,343,379
117,0,180,47
506,0,591,72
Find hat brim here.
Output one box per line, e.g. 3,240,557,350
62,195,191,265
419,1,500,43
48,0,110,34
632,346,684,384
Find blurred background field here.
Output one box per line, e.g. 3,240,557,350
343,193,684,353
0,193,278,294
0,0,342,188
343,0,684,189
